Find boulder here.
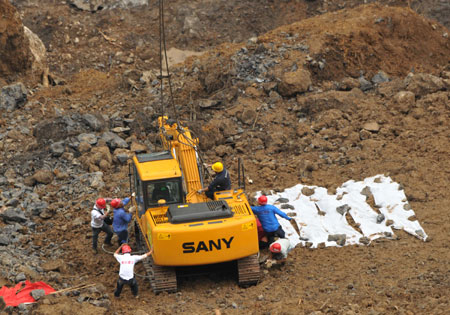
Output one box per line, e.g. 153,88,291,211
301,187,315,196
102,131,128,149
78,141,92,153
41,259,65,272
50,141,65,157
0,209,28,223
295,90,358,115
339,77,360,91
376,213,385,224
0,0,32,78
69,0,107,12
88,172,105,190
0,234,9,246
78,133,98,145
371,71,389,84
278,69,312,96
240,108,257,125
336,204,351,215
328,234,346,246
363,122,380,133
130,142,147,153
405,73,445,96
393,91,415,113
0,83,27,111
23,26,48,83
31,289,46,301
32,169,54,185
82,113,105,131
113,148,132,164
15,272,26,283
214,145,229,157
358,76,373,91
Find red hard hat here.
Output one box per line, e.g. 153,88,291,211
122,244,131,254
110,198,121,208
270,242,282,253
258,195,268,205
96,198,106,209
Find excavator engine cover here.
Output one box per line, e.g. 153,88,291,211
167,200,234,224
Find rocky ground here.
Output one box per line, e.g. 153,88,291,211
0,0,449,314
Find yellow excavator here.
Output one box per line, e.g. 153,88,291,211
130,116,260,293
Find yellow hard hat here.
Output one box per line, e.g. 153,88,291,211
211,162,223,172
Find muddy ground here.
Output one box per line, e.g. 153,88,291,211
0,0,449,314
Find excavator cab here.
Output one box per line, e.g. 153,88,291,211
130,151,184,217
148,180,183,206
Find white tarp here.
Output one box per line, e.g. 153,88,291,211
257,175,427,248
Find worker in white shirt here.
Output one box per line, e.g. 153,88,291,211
268,238,292,264
113,243,152,298
91,198,113,254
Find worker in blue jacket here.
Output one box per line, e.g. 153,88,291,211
111,197,132,246
251,195,292,246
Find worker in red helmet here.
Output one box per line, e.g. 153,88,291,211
91,198,113,254
268,238,292,265
113,243,152,298
111,195,134,246
251,195,292,246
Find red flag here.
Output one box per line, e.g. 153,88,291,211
0,280,55,307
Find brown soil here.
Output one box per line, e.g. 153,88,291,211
1,1,449,314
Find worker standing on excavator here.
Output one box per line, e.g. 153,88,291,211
251,195,293,246
197,162,231,200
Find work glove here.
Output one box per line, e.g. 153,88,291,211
131,192,136,198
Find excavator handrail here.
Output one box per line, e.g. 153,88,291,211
238,157,246,190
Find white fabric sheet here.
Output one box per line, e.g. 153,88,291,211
256,175,427,249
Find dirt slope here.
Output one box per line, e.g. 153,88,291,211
0,1,449,314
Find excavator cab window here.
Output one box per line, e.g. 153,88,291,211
145,178,183,207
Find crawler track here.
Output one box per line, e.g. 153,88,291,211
143,257,177,293
237,254,260,287
135,221,178,293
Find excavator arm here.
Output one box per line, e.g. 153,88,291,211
158,116,207,203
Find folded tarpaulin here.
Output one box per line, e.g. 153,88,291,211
0,280,55,307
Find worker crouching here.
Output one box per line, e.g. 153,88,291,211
269,238,292,265
114,244,152,298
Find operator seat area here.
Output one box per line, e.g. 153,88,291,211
152,183,171,202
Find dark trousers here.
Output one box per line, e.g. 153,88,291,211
114,277,138,297
205,189,216,200
92,223,113,250
116,229,128,246
266,225,286,245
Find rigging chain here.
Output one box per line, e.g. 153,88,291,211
158,0,178,121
